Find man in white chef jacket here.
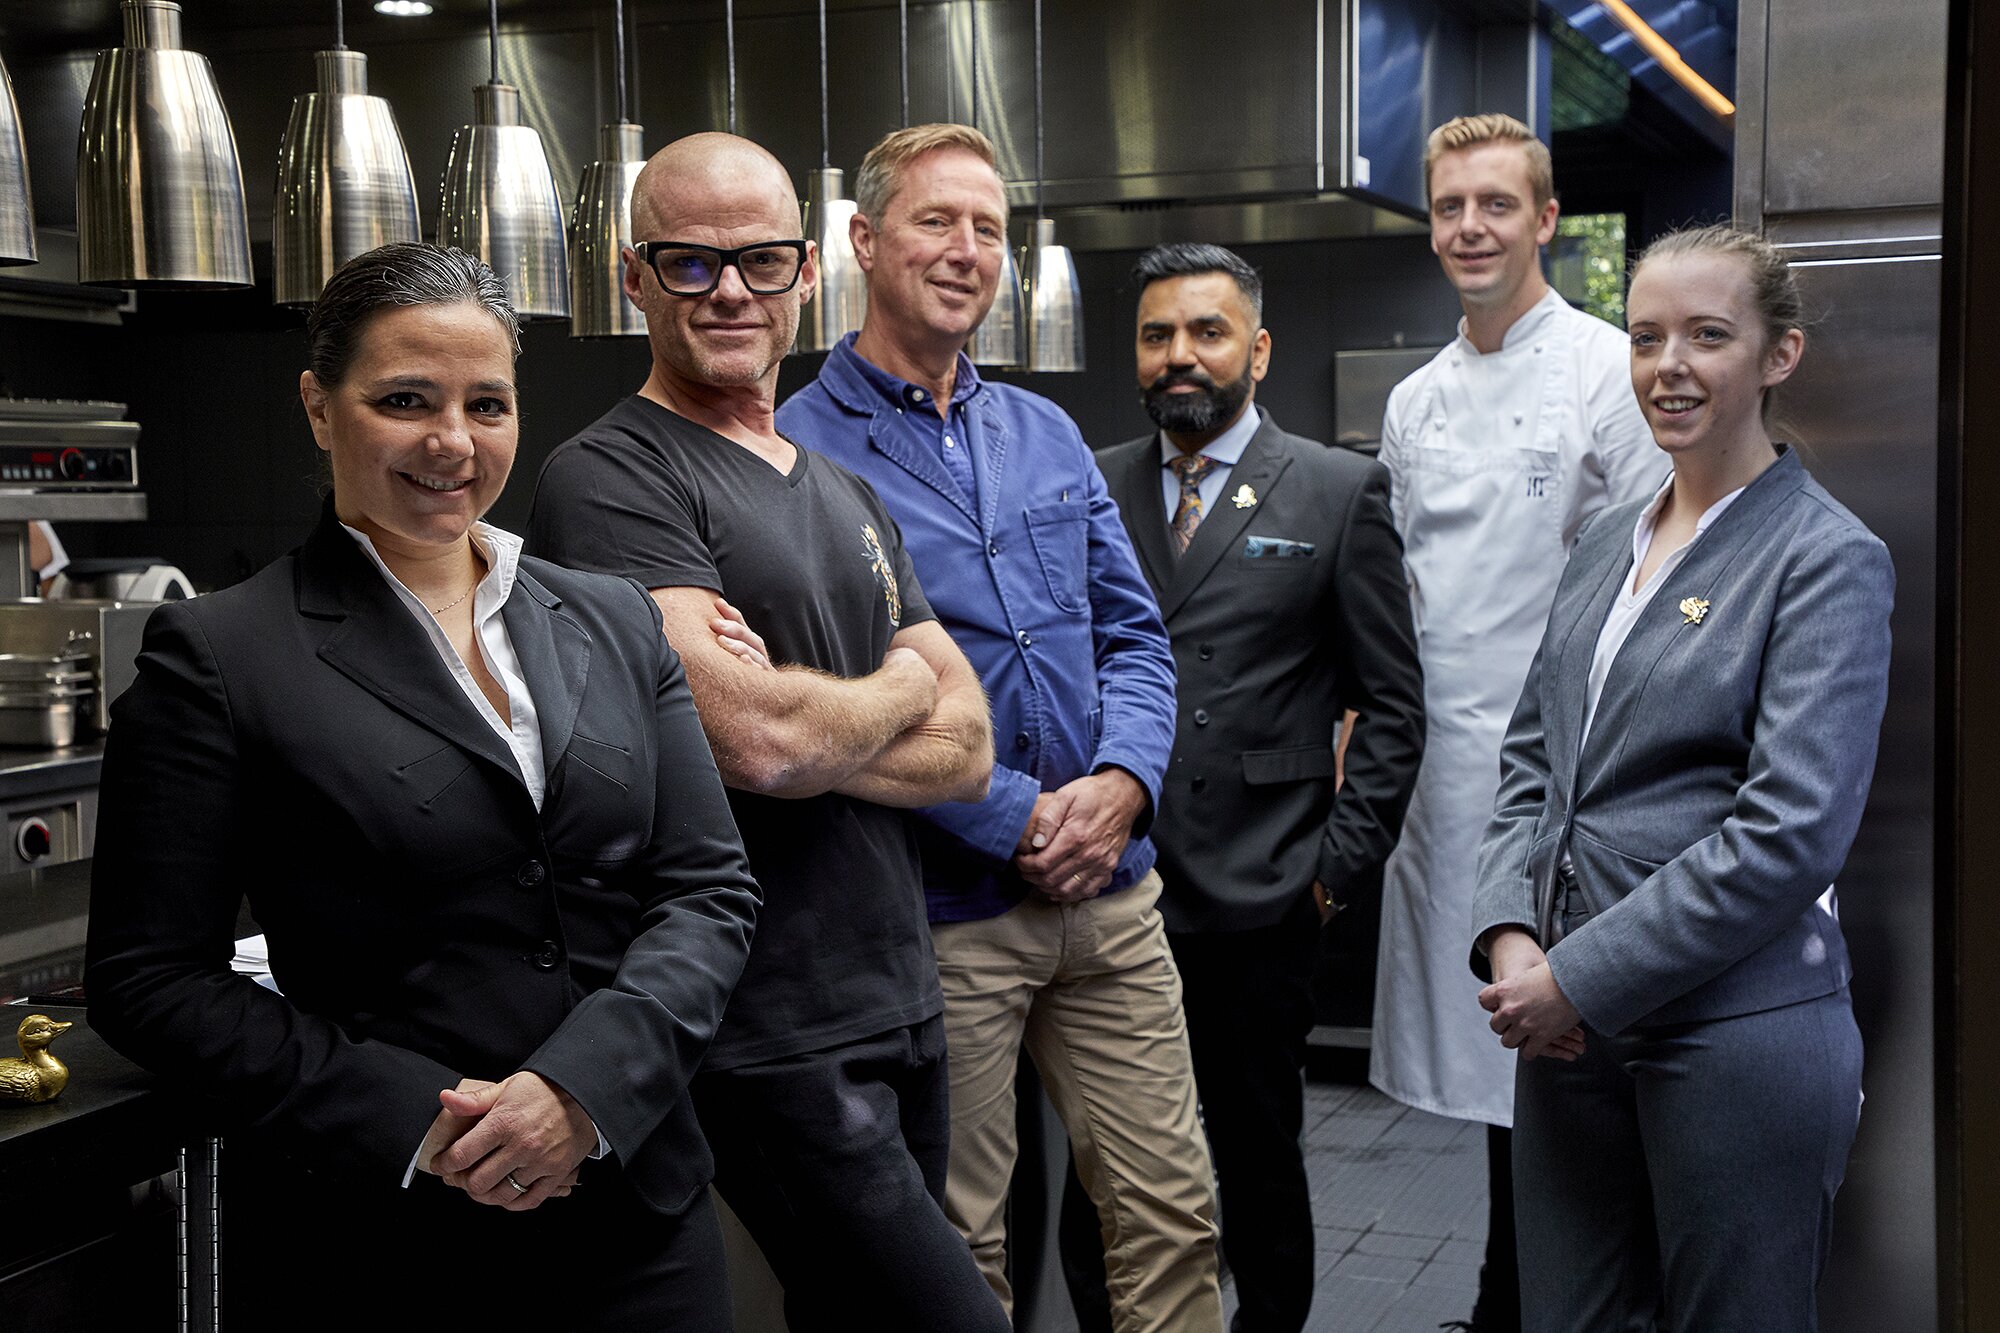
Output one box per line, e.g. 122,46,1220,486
1374,112,1661,1333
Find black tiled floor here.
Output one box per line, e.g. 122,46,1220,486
1223,1068,1491,1333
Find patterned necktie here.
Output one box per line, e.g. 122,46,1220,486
1169,453,1219,555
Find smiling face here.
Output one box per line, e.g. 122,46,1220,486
300,301,518,558
1428,141,1559,312
1135,271,1270,443
851,146,1011,356
1626,251,1805,459
624,143,817,391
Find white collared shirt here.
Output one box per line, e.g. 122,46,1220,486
341,520,546,810
1581,475,1745,743
1157,402,1264,521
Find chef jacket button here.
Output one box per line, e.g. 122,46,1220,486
1194,709,1210,726
1197,643,1213,661
516,860,546,887
1017,630,1032,648
531,941,561,971
1014,731,1031,751
1191,776,1207,793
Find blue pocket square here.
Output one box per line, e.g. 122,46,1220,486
1244,536,1317,559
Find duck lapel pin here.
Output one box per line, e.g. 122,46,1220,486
1231,483,1257,509
1679,596,1710,626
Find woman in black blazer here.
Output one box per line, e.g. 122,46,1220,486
85,245,759,1329
1471,226,1892,1331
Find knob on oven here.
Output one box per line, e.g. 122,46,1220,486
57,448,87,481
16,817,51,863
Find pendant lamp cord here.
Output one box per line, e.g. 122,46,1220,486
899,0,910,127
1032,0,1045,220
817,0,830,168
488,0,500,85
968,0,979,131
725,0,738,134
333,0,345,51
612,0,628,122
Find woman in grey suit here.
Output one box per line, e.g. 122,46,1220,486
86,245,759,1328
1470,225,1892,1331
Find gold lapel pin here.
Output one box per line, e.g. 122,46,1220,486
1679,596,1710,625
1232,484,1257,509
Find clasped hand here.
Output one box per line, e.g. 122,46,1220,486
1015,769,1146,903
416,1070,597,1211
1477,928,1587,1063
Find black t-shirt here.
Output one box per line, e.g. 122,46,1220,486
526,394,940,1069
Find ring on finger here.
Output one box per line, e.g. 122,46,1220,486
504,1171,529,1195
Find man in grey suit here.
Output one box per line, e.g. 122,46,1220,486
1087,242,1427,1332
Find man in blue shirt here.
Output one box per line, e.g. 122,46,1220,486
778,123,1222,1331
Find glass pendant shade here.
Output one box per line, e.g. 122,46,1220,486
272,48,421,306
1023,217,1083,372
969,241,1024,367
0,53,35,265
76,0,252,287
796,166,865,354
437,82,569,321
569,121,646,338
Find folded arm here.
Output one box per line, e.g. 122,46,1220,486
652,585,936,798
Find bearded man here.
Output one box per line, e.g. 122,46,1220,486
1089,241,1427,1333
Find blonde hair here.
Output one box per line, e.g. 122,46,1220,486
1424,114,1555,208
854,123,1003,225
1634,223,1805,352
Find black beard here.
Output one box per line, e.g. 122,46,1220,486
1142,366,1253,435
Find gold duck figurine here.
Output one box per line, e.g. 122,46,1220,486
0,1013,74,1104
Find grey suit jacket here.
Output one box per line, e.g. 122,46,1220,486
1470,446,1893,1035
1100,410,1425,932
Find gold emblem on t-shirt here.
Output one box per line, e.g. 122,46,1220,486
861,523,902,627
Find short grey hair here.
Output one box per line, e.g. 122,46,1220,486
854,123,1003,226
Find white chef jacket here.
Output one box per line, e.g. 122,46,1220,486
1370,287,1664,1127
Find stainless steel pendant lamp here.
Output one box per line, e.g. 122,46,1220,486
272,0,422,306
0,49,36,265
966,1,1024,369
795,0,864,354
1021,0,1081,371
76,0,253,287
569,0,646,337
438,0,569,320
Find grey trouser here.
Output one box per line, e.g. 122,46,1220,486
1513,935,1863,1333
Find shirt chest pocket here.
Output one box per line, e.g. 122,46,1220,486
1024,499,1090,615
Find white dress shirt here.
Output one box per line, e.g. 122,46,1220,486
343,520,546,810
1157,401,1264,521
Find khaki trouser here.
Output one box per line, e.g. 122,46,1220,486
931,870,1223,1333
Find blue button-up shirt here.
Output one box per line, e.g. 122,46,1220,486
779,334,1178,922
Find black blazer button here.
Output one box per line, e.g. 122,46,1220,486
517,860,546,887
1193,709,1209,726
1198,644,1213,661
1191,776,1207,793
531,940,561,970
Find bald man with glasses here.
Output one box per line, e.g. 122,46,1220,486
528,132,1008,1333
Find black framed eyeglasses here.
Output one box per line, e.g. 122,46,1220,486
636,240,809,297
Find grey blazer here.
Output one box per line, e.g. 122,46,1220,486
1470,446,1894,1036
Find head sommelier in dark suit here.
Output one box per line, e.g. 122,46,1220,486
1472,226,1893,1331
1091,243,1426,1332
84,244,760,1329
